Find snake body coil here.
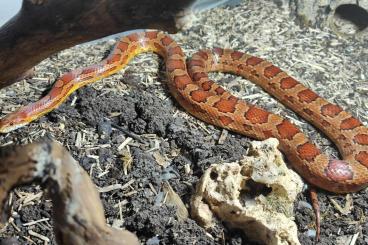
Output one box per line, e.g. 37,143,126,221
0,31,367,193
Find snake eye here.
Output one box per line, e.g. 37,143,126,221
9,122,14,126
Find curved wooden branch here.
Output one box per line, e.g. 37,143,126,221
0,139,139,245
0,0,197,88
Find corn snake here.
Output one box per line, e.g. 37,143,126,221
0,31,367,193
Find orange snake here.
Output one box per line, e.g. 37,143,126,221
0,31,367,193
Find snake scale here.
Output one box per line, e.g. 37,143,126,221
0,31,367,193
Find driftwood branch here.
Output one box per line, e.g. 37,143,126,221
0,0,203,89
0,139,139,245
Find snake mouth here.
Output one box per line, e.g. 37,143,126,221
0,121,29,133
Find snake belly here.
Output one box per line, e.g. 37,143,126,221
0,31,367,193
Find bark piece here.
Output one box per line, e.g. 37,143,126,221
0,139,139,245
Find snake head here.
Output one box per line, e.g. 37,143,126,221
325,159,354,182
0,111,29,133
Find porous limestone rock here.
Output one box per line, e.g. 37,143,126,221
191,138,303,245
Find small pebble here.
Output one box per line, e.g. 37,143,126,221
297,201,313,210
306,229,316,238
154,192,165,206
146,236,160,245
97,120,112,136
160,167,180,181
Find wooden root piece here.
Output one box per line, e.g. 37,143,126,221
0,0,235,89
0,0,193,88
0,139,139,245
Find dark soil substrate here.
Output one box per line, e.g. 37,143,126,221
0,1,367,244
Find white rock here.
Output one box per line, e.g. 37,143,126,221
191,138,303,245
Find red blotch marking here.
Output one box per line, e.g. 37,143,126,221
214,96,238,113
280,77,298,89
201,80,214,91
168,46,183,56
303,108,314,116
340,117,362,130
263,130,273,138
192,72,207,82
230,51,244,60
219,116,234,126
61,73,75,83
154,43,161,50
49,87,63,99
195,51,209,60
355,151,368,167
54,80,64,88
161,36,173,46
297,143,320,161
243,124,253,131
321,103,342,117
188,59,205,68
107,54,121,64
276,120,300,140
246,56,263,66
321,120,331,127
215,87,225,95
284,95,294,103
129,44,138,53
117,41,129,51
128,33,139,42
245,107,270,124
268,83,277,90
337,134,347,141
325,159,353,181
264,65,282,78
354,134,368,145
16,110,29,120
247,132,259,139
213,47,224,56
190,90,211,103
250,70,259,77
145,31,158,39
167,59,185,72
297,89,318,103
174,75,191,90
120,55,128,65
238,64,247,70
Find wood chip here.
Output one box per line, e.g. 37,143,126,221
162,181,189,221
28,230,50,243
153,151,167,166
120,147,133,175
329,194,353,215
218,129,228,144
97,179,135,193
23,218,50,226
117,137,133,151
